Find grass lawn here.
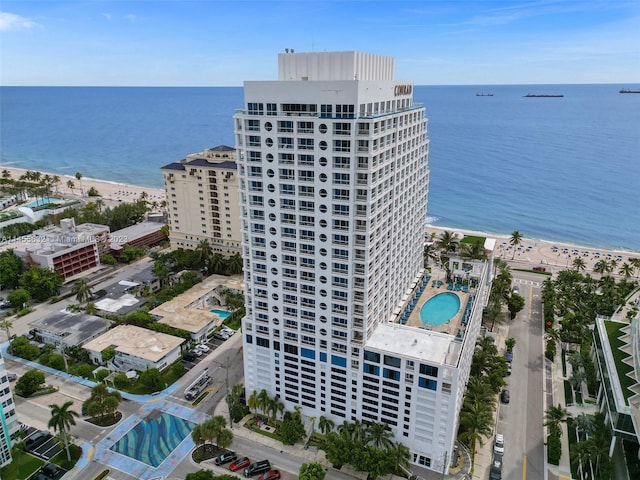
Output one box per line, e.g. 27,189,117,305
460,235,485,245
604,321,634,402
0,452,45,480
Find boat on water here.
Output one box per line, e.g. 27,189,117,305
619,89,640,94
524,94,564,98
476,93,494,96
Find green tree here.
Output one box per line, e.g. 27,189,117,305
544,404,571,437
196,239,213,273
48,401,79,461
217,428,234,449
75,172,84,196
10,336,40,360
7,288,30,309
113,372,130,389
0,319,13,342
101,345,116,362
509,230,523,258
572,257,587,272
299,461,327,480
0,250,24,289
248,389,259,415
225,253,244,275
71,278,93,303
19,266,62,301
118,245,145,263
139,368,163,391
365,422,393,449
458,398,494,474
256,388,270,417
507,292,525,319
318,415,335,435
10,430,27,472
505,337,516,352
280,411,305,445
437,230,459,253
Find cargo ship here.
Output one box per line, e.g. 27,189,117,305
619,89,640,93
523,94,564,98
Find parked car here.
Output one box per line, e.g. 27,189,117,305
506,364,512,376
26,431,51,449
191,349,203,357
500,389,510,404
258,470,281,480
512,285,519,294
222,327,236,336
489,458,502,480
213,331,229,341
214,450,237,466
229,457,251,472
505,351,513,363
183,352,197,362
196,344,210,353
244,459,271,477
494,434,504,455
41,463,61,478
6,372,17,382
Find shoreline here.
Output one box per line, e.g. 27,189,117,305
2,166,639,266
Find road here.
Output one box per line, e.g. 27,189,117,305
498,271,545,480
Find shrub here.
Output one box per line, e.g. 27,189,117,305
545,338,557,361
87,187,100,196
547,433,562,465
48,353,66,371
95,369,110,382
113,372,130,389
15,369,45,397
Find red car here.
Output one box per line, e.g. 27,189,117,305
229,457,251,472
259,471,281,480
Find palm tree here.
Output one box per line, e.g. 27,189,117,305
630,258,640,277
210,253,225,274
66,179,75,194
389,441,411,475
544,404,571,437
366,422,393,449
48,401,79,461
510,230,523,259
52,175,61,194
0,319,13,341
191,424,205,450
75,172,84,196
71,278,93,303
1,169,11,179
226,253,244,275
256,389,270,417
247,390,259,415
423,243,438,268
437,230,459,254
10,429,26,471
318,415,335,435
458,398,494,475
153,260,171,288
618,262,633,278
573,413,594,440
217,428,234,449
572,258,587,272
196,239,213,273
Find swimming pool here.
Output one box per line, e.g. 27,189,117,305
24,197,60,208
210,308,231,319
110,411,196,467
420,292,461,326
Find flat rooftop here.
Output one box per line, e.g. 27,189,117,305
110,221,164,249
366,323,456,365
31,310,112,346
151,274,243,334
82,324,185,362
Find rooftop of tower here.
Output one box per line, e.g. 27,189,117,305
278,50,395,82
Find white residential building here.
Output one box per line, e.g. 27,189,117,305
235,51,490,472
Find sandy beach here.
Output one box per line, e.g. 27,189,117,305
1,166,165,209
426,226,640,276
2,165,638,274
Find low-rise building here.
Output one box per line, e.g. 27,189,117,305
109,221,167,258
83,324,185,373
30,310,112,350
151,274,243,343
12,218,108,280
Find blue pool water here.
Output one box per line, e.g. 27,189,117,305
210,308,231,319
420,293,461,326
24,197,60,208
110,411,196,467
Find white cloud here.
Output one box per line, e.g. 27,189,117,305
0,11,41,31
102,13,112,21
124,14,137,22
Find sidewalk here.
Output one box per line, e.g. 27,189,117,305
545,351,573,480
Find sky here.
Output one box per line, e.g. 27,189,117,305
1,0,639,86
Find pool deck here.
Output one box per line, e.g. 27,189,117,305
404,278,475,336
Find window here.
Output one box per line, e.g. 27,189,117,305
334,140,351,152
298,138,314,150
364,350,380,363
419,364,439,377
278,120,294,132
384,355,401,368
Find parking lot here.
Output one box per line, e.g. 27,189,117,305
181,330,235,372
20,425,68,479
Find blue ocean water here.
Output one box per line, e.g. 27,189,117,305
1,85,639,251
